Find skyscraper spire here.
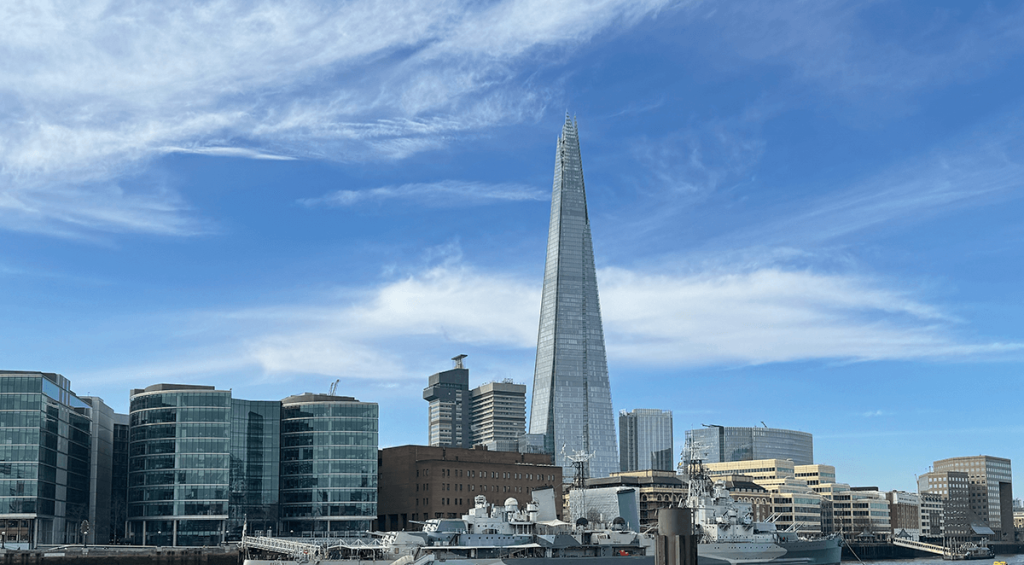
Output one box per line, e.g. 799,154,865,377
529,116,618,479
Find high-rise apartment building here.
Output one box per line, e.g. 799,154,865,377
685,426,813,465
423,356,471,449
934,455,1013,541
619,409,674,472
529,116,618,479
470,380,526,452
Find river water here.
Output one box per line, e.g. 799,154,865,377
861,556,1023,565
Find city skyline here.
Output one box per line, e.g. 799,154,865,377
2,1,1024,495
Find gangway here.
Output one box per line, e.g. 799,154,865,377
892,538,946,556
891,538,992,560
240,535,323,560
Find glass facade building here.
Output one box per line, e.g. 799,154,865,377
0,371,93,546
228,399,280,538
685,426,813,466
529,116,618,479
127,384,231,546
279,394,378,535
619,409,674,472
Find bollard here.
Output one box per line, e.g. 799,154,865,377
656,508,697,565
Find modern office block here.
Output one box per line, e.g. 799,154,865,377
127,384,232,546
0,371,95,547
110,413,130,542
918,470,971,538
279,393,378,535
470,380,526,452
529,116,618,479
934,455,1013,541
423,356,471,449
619,409,674,472
228,398,280,539
81,396,116,546
685,426,813,465
127,384,378,545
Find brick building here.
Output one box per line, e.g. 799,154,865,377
377,445,562,531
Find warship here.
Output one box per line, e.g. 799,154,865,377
240,451,841,565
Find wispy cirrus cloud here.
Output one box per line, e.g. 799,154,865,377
300,180,547,207
0,0,671,237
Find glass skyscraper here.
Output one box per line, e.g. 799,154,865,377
619,409,674,473
685,426,813,466
529,116,618,479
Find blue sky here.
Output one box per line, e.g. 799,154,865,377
2,0,1023,492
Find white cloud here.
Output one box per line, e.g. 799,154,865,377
599,267,1018,366
301,180,547,207
0,0,670,236
107,261,1018,381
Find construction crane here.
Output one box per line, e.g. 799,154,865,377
328,379,340,396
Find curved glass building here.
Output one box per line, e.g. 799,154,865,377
127,384,231,546
279,394,378,535
685,426,813,466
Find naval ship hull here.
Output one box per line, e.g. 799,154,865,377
243,536,842,565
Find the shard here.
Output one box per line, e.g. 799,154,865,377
529,116,618,479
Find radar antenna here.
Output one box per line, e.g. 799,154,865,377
680,440,713,509
562,444,595,525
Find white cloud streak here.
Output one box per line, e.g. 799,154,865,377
300,181,547,207
0,0,670,237
103,261,1019,381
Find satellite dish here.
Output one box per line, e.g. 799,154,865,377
576,517,589,527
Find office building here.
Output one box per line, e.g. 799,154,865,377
423,356,472,449
110,413,130,542
127,384,233,546
81,396,116,546
127,384,377,545
0,371,98,547
619,409,674,473
846,487,892,538
705,458,823,534
919,492,944,539
376,445,562,531
794,464,836,487
529,116,618,479
470,380,526,452
934,455,1013,541
918,470,971,538
229,398,281,539
887,491,921,541
685,426,813,465
279,393,377,535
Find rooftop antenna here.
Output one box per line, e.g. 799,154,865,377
452,354,467,369
328,379,340,396
761,421,768,428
